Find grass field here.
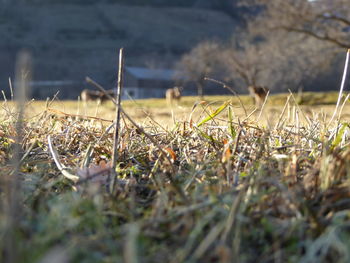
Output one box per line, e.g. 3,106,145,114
1,92,350,262
16,91,350,126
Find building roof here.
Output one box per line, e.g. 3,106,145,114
125,66,187,81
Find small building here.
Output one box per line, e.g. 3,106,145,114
123,66,192,99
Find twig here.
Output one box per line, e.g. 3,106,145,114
46,91,60,109
47,108,113,123
110,48,125,194
112,48,124,169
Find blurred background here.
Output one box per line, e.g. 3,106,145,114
0,0,349,99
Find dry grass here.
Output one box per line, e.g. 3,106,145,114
10,91,349,126
1,93,350,262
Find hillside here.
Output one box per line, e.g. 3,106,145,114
0,3,237,98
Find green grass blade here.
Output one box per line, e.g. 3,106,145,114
228,106,236,140
197,101,230,127
331,123,349,149
195,127,218,144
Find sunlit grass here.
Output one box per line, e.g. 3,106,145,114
1,91,350,262
3,91,346,126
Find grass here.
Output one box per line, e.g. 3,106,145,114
8,91,347,125
1,91,350,262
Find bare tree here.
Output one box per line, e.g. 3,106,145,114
221,30,333,93
179,2,336,96
240,0,350,49
220,38,269,87
176,41,222,97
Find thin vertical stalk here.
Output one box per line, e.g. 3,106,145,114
329,49,350,126
110,48,124,194
9,77,14,100
112,48,124,169
256,90,270,122
4,50,31,263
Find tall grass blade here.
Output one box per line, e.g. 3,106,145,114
47,135,79,183
331,123,349,150
197,101,230,127
228,106,237,140
329,49,350,126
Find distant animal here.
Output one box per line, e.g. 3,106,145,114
166,87,182,105
80,89,115,103
248,85,269,108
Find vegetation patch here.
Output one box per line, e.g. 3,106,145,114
1,94,350,262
